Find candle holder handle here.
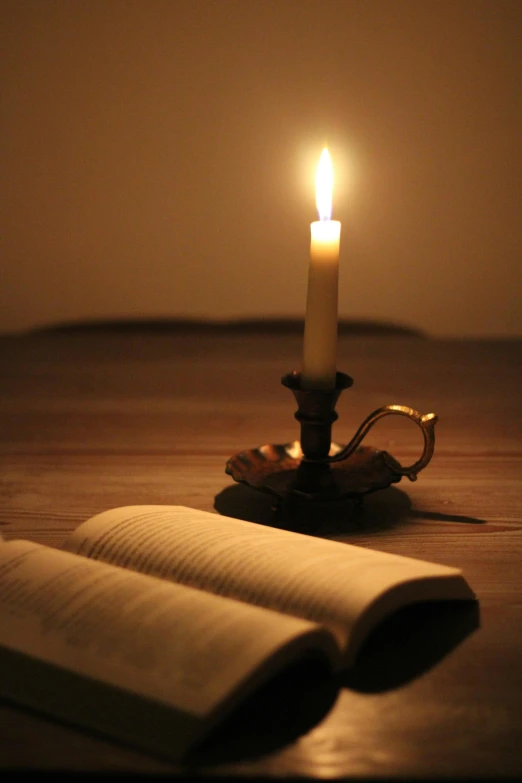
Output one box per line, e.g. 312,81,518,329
311,404,438,482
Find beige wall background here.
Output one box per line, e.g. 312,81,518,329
2,0,521,336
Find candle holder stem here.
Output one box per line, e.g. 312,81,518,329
281,370,352,497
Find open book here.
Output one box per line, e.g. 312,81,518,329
0,505,475,761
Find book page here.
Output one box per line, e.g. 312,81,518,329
64,506,475,663
0,539,338,758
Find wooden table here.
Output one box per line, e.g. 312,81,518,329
1,327,521,777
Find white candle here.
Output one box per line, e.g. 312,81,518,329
302,148,341,390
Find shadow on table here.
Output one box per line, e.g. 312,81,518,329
188,601,479,766
214,482,486,537
340,599,480,692
186,656,339,766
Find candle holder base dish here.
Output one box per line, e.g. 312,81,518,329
225,441,406,503
225,370,438,506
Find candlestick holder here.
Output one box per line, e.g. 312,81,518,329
225,370,437,507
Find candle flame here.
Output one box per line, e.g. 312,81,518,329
316,147,333,221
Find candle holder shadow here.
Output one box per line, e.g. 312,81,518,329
225,370,438,512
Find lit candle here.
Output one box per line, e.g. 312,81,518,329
302,148,341,390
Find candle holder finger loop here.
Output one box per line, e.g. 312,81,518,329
311,404,438,482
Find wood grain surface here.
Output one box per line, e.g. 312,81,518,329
0,329,521,777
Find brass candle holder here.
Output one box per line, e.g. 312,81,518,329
226,370,437,507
